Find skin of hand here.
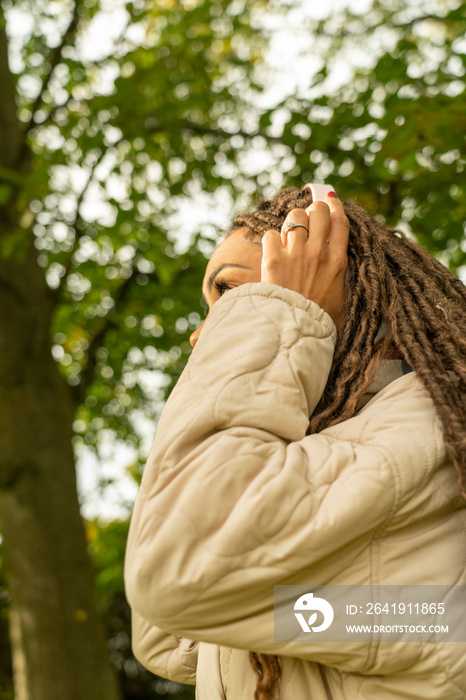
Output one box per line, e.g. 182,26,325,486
190,193,349,349
262,194,349,329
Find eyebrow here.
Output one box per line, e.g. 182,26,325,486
202,264,252,306
206,263,252,293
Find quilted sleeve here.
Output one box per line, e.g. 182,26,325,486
131,610,197,685
124,283,398,674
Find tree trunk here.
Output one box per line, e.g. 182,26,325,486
0,234,122,700
0,8,122,697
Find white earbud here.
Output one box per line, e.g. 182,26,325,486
303,183,336,202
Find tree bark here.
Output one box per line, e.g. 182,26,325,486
0,235,123,700
0,15,22,170
0,9,122,700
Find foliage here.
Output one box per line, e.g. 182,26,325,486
2,0,269,471
3,0,464,476
1,1,268,696
259,0,466,273
0,0,465,696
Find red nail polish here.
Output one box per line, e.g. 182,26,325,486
327,191,337,198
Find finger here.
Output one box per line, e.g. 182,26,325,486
281,208,309,254
305,201,331,251
326,193,350,253
261,229,283,280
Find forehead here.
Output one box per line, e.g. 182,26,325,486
203,228,262,282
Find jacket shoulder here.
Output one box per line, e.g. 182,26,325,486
323,372,450,511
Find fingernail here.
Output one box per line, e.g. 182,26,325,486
327,192,338,198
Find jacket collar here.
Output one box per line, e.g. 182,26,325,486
356,359,413,411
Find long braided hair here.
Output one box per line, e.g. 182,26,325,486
228,185,466,700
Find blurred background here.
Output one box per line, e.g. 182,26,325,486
0,0,464,697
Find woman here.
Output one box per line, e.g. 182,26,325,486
124,184,466,699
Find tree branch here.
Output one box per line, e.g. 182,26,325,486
394,13,449,29
27,1,83,132
59,144,120,287
32,14,132,130
15,0,83,171
310,12,445,41
72,267,158,404
0,6,24,171
74,316,117,405
35,93,73,126
152,119,285,145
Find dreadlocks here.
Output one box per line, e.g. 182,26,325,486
228,185,466,700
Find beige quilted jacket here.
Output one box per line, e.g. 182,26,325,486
124,283,466,699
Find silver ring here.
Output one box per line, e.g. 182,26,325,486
282,220,309,235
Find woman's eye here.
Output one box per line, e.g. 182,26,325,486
213,279,232,297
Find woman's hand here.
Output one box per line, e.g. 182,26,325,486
261,193,349,329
